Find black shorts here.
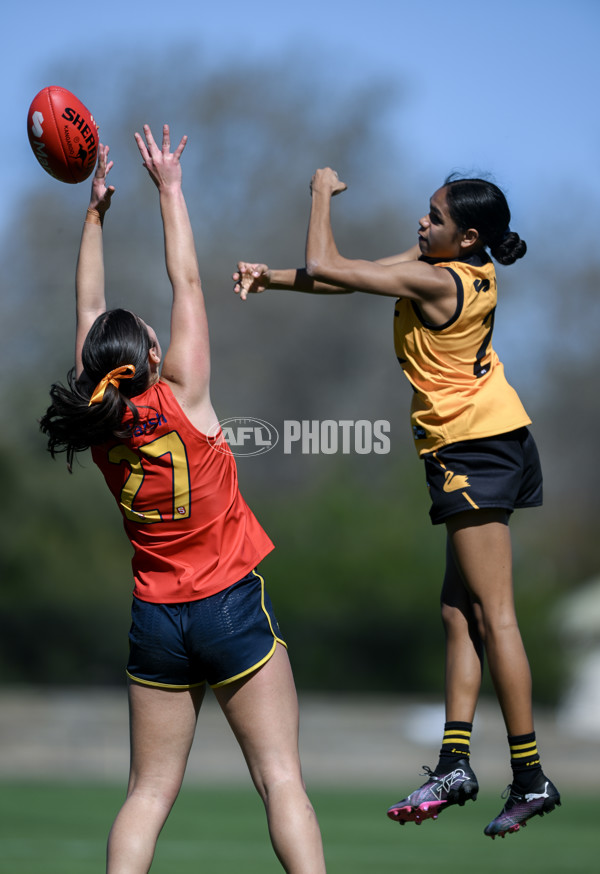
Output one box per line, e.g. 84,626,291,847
423,427,543,525
126,569,286,689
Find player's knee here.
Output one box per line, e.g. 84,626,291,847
479,609,520,642
253,764,305,804
440,600,466,633
127,776,182,813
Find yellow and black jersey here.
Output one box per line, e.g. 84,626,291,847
394,252,531,456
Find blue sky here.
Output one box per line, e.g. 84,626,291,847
4,0,599,245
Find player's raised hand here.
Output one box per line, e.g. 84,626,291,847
89,144,115,215
135,123,187,190
310,167,347,197
233,262,271,301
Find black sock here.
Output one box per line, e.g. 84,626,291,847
508,732,542,790
435,721,472,774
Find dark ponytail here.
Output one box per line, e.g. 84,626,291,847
443,175,527,266
40,309,153,470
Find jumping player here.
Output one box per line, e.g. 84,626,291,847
233,169,560,839
40,126,327,874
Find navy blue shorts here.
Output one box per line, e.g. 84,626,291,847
126,569,286,689
423,427,543,525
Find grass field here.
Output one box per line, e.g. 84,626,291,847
0,781,594,874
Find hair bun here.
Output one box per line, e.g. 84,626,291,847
491,231,527,266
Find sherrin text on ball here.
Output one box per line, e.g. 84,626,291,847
27,86,98,184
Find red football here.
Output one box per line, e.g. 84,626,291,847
27,86,99,184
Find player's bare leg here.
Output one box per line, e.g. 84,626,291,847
447,510,561,837
446,509,533,737
106,682,204,874
214,644,326,874
440,538,483,724
389,509,529,826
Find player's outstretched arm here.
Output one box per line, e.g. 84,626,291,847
233,172,421,302
135,124,210,410
233,262,354,299
75,144,114,378
233,248,421,300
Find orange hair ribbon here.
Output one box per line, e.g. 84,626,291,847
88,364,136,406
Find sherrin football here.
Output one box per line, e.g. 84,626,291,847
27,86,98,184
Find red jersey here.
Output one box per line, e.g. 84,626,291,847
92,381,274,603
